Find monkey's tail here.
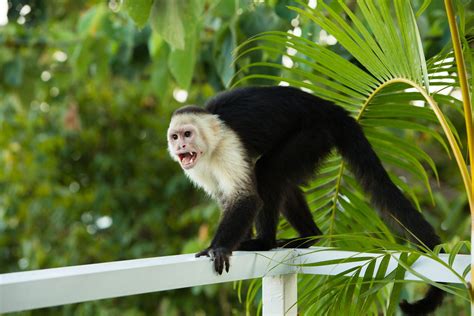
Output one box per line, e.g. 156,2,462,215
330,111,444,314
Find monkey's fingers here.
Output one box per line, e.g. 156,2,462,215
210,248,231,274
214,255,224,275
195,248,210,258
224,255,230,273
217,253,230,274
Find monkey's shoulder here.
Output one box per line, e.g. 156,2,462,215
185,124,254,199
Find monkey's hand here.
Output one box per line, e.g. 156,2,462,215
195,247,231,275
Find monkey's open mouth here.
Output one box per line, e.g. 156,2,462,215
178,151,199,169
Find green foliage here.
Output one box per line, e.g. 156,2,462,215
0,0,472,315
124,0,153,28
236,0,472,314
0,1,307,315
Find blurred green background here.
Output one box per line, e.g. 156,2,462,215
0,0,471,315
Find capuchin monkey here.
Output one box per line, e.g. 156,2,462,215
167,86,443,314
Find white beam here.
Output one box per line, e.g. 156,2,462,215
263,273,297,316
294,248,470,284
0,250,296,313
0,247,470,314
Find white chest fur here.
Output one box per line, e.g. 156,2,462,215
184,126,252,199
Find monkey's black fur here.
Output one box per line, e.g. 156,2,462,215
183,86,443,314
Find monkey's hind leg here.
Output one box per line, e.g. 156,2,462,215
270,128,330,249
238,128,330,251
277,185,322,248
237,153,287,251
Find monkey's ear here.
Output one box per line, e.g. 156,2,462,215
211,116,221,133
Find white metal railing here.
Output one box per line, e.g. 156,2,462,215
0,248,470,315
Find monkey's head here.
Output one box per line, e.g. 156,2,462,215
167,106,221,170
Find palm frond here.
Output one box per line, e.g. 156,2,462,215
234,0,470,314
234,0,465,235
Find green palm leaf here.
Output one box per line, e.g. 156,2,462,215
233,1,463,237
234,0,469,315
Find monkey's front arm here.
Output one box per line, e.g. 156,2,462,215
195,195,261,274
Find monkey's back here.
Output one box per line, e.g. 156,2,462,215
205,86,340,157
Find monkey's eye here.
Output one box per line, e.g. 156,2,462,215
184,131,192,138
172,134,178,140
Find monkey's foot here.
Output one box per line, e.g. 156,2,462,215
237,239,275,251
195,247,231,275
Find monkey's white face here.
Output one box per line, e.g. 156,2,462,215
167,123,203,170
168,113,220,170
168,111,251,198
